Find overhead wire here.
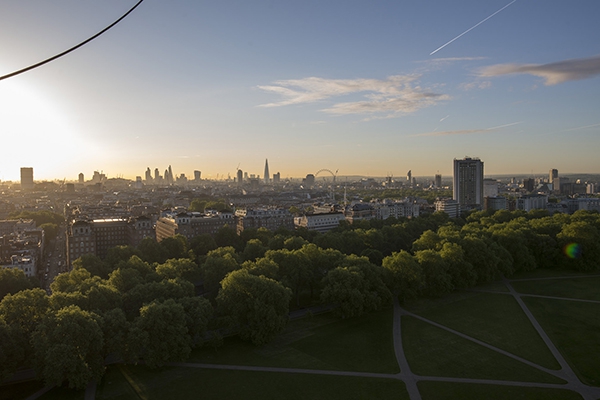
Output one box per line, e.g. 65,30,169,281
0,0,145,82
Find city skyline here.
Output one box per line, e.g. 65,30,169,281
1,1,600,181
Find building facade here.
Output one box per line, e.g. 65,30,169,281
453,157,484,209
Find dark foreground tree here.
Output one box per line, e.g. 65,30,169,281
134,299,191,368
31,305,104,390
217,269,291,345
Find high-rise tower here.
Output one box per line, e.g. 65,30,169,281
20,167,34,190
453,157,484,208
263,159,270,184
549,169,558,183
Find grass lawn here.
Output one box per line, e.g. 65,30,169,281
406,291,560,369
509,269,596,280
0,379,45,400
475,280,510,292
417,381,583,400
402,316,564,384
511,276,600,301
190,308,399,374
96,364,410,400
524,297,600,386
39,386,85,400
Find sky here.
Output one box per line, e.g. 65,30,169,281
1,0,599,182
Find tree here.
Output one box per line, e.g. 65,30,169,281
137,237,168,264
156,258,200,282
0,318,24,380
100,308,129,359
189,234,218,257
39,223,58,240
160,234,190,260
189,199,207,212
241,258,279,279
439,242,477,289
382,250,423,301
283,236,308,250
491,228,537,273
134,299,191,368
201,247,240,295
266,249,311,306
176,297,213,347
105,246,142,269
0,288,50,366
411,230,442,252
320,258,392,319
51,267,94,293
217,269,291,345
214,225,243,251
241,239,267,262
557,221,600,271
72,254,110,279
31,305,104,389
415,250,453,297
122,279,194,320
0,267,34,300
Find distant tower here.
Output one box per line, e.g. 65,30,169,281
154,168,160,181
145,168,152,182
406,170,412,183
78,173,84,184
549,169,558,183
237,169,243,185
168,165,174,183
435,174,442,188
264,159,270,184
194,170,201,181
453,157,484,208
20,167,34,190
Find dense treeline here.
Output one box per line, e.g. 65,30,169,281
0,209,599,389
8,210,64,240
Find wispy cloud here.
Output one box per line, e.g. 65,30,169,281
479,55,600,85
561,123,600,132
257,75,449,118
459,80,492,91
412,121,522,137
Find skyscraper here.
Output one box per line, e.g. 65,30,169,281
20,167,34,190
434,174,442,188
549,169,558,184
263,159,270,184
237,169,243,185
453,157,484,208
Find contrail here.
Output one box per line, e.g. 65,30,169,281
430,0,517,56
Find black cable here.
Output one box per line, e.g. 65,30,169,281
0,0,145,82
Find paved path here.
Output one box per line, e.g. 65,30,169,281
392,297,422,400
80,273,600,400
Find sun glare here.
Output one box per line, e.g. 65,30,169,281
0,79,88,181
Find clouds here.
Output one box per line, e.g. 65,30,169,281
412,121,522,137
257,75,449,117
479,55,600,85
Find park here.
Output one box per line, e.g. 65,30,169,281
6,269,598,400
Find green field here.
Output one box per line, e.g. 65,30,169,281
417,381,583,400
9,270,599,400
94,365,410,400
406,291,560,369
511,276,600,301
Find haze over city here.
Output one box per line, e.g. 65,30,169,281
1,0,599,181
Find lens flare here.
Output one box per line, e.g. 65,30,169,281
564,243,581,259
